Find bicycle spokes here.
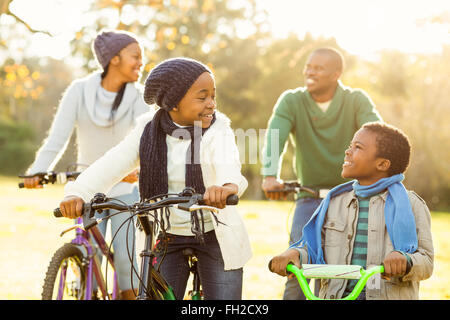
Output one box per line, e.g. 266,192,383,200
55,257,85,300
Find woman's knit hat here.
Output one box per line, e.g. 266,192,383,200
93,30,138,69
143,57,212,111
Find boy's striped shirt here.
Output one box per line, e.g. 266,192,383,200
344,196,369,297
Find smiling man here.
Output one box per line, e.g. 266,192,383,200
261,47,382,300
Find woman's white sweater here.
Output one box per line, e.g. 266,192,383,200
27,72,151,196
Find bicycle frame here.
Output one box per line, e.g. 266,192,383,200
60,217,119,300
19,170,119,300
286,263,384,300
55,190,238,300
135,214,176,300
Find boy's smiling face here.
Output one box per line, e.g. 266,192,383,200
342,128,391,185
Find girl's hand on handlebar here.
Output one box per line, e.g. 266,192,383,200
203,183,238,209
270,248,302,278
261,176,287,200
382,251,408,280
59,196,84,219
23,176,43,189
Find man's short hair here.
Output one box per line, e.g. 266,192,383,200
362,122,411,176
312,47,345,73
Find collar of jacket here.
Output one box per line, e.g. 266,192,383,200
344,189,389,208
83,72,140,127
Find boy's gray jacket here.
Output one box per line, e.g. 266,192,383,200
65,111,252,270
297,190,434,300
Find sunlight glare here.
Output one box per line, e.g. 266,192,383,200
259,0,450,59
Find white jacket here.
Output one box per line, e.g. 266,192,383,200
65,110,252,270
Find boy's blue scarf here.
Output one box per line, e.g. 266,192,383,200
291,174,418,264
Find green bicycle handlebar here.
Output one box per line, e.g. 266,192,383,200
285,263,385,300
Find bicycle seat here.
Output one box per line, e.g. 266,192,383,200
182,248,196,257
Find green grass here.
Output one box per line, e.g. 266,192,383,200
1,176,449,299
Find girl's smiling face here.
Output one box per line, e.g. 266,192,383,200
169,72,216,128
342,128,391,185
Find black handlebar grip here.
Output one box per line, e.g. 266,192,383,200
53,207,63,218
226,194,239,205
18,182,24,188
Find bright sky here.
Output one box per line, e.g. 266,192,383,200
5,0,450,61
259,0,449,59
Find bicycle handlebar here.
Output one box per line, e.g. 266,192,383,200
268,258,411,300
266,181,318,197
53,191,239,231
268,260,384,300
18,171,81,188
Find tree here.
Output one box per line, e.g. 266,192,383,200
0,0,51,35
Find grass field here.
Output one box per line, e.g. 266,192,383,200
1,175,449,300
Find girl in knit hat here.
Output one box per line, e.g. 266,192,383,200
59,57,252,300
23,30,151,299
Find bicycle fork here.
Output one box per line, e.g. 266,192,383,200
136,215,176,300
183,248,203,300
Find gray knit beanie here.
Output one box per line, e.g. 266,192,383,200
144,57,212,110
93,30,138,69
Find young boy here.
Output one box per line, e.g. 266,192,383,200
270,122,434,299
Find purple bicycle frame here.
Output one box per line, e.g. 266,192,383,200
57,217,119,300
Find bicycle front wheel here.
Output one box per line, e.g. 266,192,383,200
41,243,87,300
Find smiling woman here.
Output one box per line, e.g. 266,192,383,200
22,29,150,299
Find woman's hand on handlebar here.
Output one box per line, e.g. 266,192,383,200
261,176,287,200
270,248,302,278
23,176,43,189
203,183,238,209
59,195,84,219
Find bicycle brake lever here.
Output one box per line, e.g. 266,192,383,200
177,204,219,214
60,223,84,237
177,194,203,212
82,203,98,230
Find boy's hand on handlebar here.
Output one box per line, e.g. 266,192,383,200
261,176,287,200
23,176,43,189
59,196,84,219
270,248,302,278
382,251,408,280
203,183,238,209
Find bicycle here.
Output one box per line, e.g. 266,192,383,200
53,187,239,300
19,171,122,300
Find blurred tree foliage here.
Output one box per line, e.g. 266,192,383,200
0,117,35,174
0,0,449,209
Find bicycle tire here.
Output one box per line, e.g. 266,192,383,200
41,243,87,300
